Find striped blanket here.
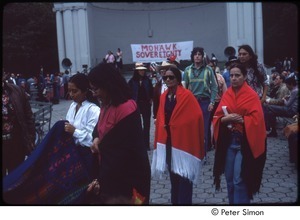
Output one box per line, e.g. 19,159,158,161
3,120,94,205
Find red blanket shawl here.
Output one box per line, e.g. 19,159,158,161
213,82,266,158
152,86,204,183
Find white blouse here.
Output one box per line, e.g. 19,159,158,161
66,100,100,147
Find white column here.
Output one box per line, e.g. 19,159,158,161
55,10,65,73
226,2,238,51
73,10,81,72
63,9,76,73
226,3,255,51
78,8,90,69
227,3,263,62
254,2,264,63
240,3,255,47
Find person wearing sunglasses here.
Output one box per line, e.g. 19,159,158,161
151,66,205,204
152,61,177,121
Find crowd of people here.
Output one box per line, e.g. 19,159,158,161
3,69,71,104
2,44,298,205
103,48,123,73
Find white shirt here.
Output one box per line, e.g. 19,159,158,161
116,51,122,62
66,100,100,147
161,82,168,94
10,77,16,85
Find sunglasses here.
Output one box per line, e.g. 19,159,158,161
162,75,176,81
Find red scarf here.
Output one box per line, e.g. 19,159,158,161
97,100,136,143
213,82,266,158
152,86,204,183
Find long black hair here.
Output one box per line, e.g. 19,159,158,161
88,63,132,107
238,44,264,86
132,68,148,81
69,73,99,106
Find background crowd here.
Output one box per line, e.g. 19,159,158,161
2,44,298,205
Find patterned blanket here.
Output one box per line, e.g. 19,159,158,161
3,120,93,205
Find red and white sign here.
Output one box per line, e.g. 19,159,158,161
131,41,193,63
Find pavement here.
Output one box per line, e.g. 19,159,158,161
45,72,298,205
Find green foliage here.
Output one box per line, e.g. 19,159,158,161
3,3,297,76
263,2,298,66
3,3,58,77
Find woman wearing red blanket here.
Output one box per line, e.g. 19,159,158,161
213,63,266,204
151,66,205,204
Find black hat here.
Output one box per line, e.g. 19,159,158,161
211,53,218,61
225,56,238,67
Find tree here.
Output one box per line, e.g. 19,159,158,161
263,3,298,67
3,2,58,77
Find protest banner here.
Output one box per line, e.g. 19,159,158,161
131,41,193,63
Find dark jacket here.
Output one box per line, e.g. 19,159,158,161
93,110,151,204
4,82,36,155
128,74,153,103
152,80,163,119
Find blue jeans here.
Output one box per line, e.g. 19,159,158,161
196,98,210,155
224,143,250,204
266,104,296,131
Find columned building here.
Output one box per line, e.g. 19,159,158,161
53,2,264,73
53,3,90,73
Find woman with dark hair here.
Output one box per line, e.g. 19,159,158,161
2,73,100,204
2,72,35,176
87,63,151,204
152,60,177,120
65,73,101,178
238,45,269,133
152,66,205,204
238,44,269,103
128,63,153,150
213,62,266,204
